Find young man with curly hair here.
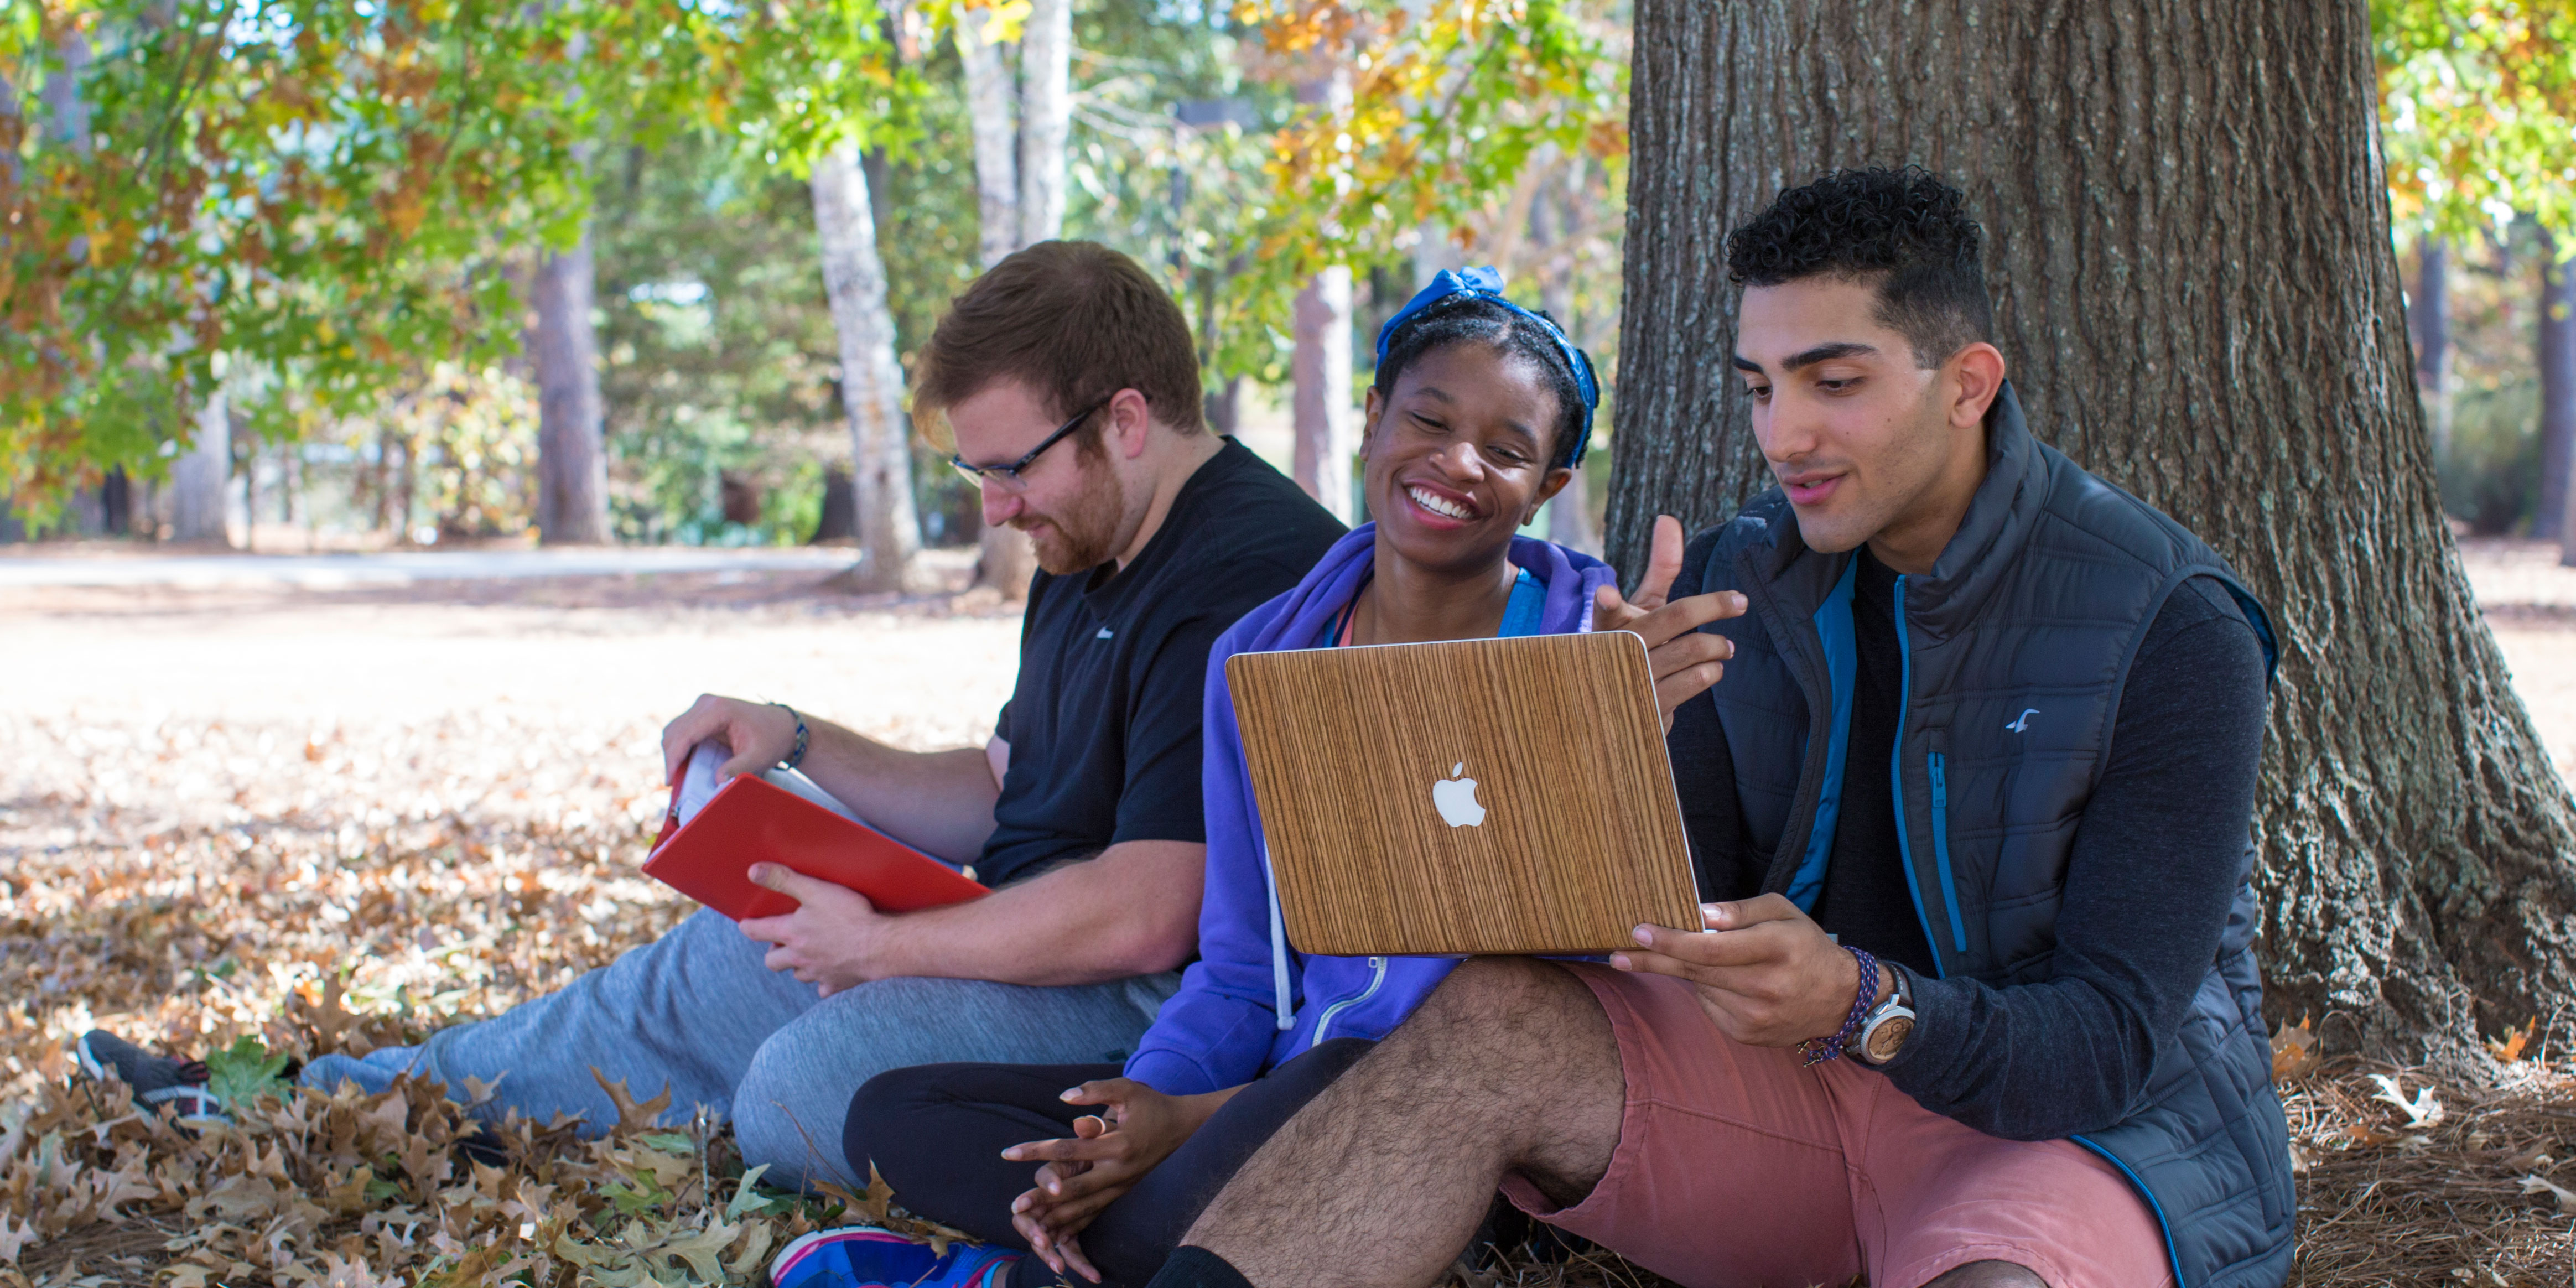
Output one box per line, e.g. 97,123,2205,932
1140,169,2295,1288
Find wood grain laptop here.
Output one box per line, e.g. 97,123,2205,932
1226,630,1702,957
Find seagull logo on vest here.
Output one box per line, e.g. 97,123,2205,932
2006,708,2039,734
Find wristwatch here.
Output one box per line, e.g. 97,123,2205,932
1849,963,1917,1065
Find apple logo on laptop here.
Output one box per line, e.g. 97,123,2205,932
1432,762,1487,828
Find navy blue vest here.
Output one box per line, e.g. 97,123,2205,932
1692,385,2293,1287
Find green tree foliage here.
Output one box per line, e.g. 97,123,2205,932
1221,0,1625,370
2375,0,2576,237
0,0,912,521
1,0,595,512
593,134,849,544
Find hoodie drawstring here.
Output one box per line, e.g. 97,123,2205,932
1258,834,1294,1030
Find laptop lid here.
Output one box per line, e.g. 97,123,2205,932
1226,630,1702,957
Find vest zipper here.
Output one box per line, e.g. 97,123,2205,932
1888,576,1946,978
1311,956,1388,1047
1928,746,1968,954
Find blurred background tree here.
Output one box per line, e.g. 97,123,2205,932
2375,0,2576,560
1,0,2562,583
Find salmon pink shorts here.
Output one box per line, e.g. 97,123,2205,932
1499,964,2175,1288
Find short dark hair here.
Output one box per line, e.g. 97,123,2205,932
1372,297,1591,471
1724,167,1993,368
912,241,1205,447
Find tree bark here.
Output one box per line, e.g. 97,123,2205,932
532,228,611,544
169,383,231,545
1292,267,1357,523
1612,0,2576,1058
1016,0,1072,246
40,30,89,152
2538,231,2574,545
2414,239,2451,453
1531,150,1598,554
811,143,921,592
957,8,1021,270
965,2,1047,596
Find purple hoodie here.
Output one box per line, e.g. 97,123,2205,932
1122,524,1622,1095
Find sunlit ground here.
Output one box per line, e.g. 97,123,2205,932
0,540,2572,1286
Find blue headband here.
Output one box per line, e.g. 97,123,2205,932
1373,266,1600,466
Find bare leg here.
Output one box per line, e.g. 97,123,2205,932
1182,957,1625,1288
1925,1264,2047,1288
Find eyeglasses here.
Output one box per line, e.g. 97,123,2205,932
949,398,1110,491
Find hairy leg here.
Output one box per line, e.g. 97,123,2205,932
1924,1262,2048,1288
1182,958,1624,1288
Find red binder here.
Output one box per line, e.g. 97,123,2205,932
643,773,989,922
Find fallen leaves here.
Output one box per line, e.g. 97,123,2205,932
204,1037,292,1112
2270,1014,2319,1083
2485,1018,2537,1065
2370,1072,2448,1130
2514,1172,2576,1212
2282,1058,2576,1283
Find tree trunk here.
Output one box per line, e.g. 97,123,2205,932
811,142,921,593
1206,375,1243,437
241,429,260,551
40,30,89,151
1292,267,1357,524
1611,0,2576,1059
2538,231,2574,545
967,2,1047,596
169,383,231,545
532,228,611,544
957,7,1021,269
2414,239,2451,453
1531,151,1598,554
1015,0,1072,247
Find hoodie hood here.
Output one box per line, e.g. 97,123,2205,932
1241,522,1611,652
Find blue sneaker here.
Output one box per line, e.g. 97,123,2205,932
767,1227,1018,1288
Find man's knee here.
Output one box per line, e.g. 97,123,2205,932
1924,1261,2049,1288
1410,956,1602,1041
734,1031,866,1188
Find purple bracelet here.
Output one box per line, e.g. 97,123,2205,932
1798,944,1881,1067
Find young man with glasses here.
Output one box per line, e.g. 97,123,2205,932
77,241,1346,1191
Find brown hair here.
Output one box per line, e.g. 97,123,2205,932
911,241,1206,449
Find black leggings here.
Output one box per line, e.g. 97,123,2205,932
848,1039,1375,1288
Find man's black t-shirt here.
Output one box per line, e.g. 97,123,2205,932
977,438,1346,887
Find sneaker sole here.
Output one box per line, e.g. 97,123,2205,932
767,1227,912,1285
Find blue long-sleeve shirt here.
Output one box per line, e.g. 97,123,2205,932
1668,534,2271,1140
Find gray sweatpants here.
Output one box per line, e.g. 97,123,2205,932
301,747,1179,1190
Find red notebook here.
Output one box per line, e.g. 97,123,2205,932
643,774,989,921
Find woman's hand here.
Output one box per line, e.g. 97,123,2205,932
1592,514,1748,730
999,1079,1240,1281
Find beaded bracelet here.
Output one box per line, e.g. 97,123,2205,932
771,703,811,771
1796,944,1881,1067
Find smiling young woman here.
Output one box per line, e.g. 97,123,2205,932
799,270,1746,1288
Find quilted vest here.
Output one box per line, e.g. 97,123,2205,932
1691,384,2294,1288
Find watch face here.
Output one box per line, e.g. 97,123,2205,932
1865,1015,1915,1063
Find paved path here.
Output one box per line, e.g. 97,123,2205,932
0,546,861,589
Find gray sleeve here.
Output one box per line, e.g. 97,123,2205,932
1881,579,2268,1140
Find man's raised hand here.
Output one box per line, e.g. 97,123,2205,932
658,694,798,783
1592,515,1747,730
